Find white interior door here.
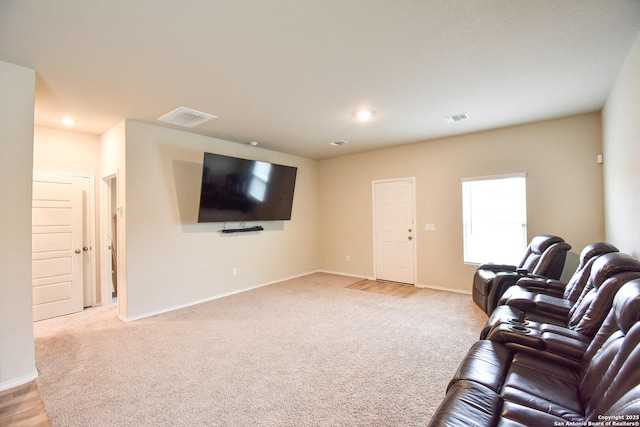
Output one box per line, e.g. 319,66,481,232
78,177,94,308
374,179,416,284
32,173,84,321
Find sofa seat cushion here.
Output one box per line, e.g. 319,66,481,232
429,380,580,427
502,353,583,417
500,401,577,426
510,351,580,384
501,386,583,421
448,341,584,418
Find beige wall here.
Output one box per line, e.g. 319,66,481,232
122,120,320,320
603,33,640,259
318,113,604,293
33,126,100,174
0,61,37,390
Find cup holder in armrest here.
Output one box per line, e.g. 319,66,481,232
508,317,530,326
487,323,543,347
508,324,531,334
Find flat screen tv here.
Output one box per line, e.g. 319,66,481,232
197,152,297,223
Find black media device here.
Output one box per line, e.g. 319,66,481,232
197,152,297,223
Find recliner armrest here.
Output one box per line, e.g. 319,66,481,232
533,295,572,318
529,279,566,298
539,323,589,341
541,331,589,361
545,279,566,293
526,273,549,280
448,340,513,393
515,277,548,289
478,263,517,273
503,291,538,312
514,277,566,298
486,322,588,366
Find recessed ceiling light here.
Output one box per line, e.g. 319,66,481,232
61,116,75,126
356,110,374,121
249,141,259,146
330,140,348,146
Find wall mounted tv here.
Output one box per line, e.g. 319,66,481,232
197,152,298,223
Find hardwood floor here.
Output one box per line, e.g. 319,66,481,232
346,279,423,298
0,382,50,427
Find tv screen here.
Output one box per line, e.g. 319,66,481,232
197,152,297,223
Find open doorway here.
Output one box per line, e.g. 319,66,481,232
101,175,118,305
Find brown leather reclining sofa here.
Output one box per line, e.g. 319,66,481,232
429,249,640,426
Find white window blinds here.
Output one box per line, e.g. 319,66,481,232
462,174,527,264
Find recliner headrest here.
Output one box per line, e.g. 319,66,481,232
614,279,640,334
578,242,619,270
530,242,572,275
529,235,564,254
591,253,640,290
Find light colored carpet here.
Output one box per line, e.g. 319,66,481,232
34,272,486,426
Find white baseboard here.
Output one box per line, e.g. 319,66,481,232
315,269,372,281
122,270,319,322
417,283,472,295
0,370,38,392
120,270,471,322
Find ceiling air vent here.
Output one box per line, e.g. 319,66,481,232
157,107,217,128
443,113,469,123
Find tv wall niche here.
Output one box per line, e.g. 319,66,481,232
197,152,297,223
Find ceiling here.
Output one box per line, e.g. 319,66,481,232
1,1,640,160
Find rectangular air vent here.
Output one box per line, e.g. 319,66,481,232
443,113,469,123
157,107,217,128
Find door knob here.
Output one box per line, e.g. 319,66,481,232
408,236,413,240
83,246,89,251
75,249,81,254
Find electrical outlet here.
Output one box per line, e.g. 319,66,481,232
232,267,238,276
346,255,350,262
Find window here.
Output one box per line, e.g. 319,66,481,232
248,161,271,202
462,174,527,265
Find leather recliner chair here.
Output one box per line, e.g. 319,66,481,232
484,240,572,314
496,242,619,315
429,278,640,426
479,252,640,367
472,235,571,314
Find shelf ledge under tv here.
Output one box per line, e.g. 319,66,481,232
219,225,264,234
